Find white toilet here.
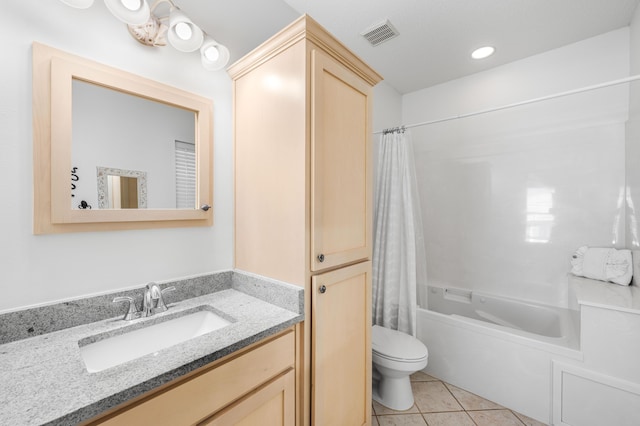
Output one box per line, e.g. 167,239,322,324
372,324,429,411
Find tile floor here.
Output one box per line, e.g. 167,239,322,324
372,372,548,426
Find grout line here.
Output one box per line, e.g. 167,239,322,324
441,380,467,413
465,408,514,412
511,410,528,426
419,412,430,426
377,376,540,426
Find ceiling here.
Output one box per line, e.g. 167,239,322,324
176,0,640,94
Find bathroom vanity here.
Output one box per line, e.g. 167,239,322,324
88,329,296,425
17,12,380,426
0,271,303,425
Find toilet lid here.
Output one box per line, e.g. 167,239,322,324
372,325,428,362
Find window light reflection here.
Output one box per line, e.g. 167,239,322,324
261,74,303,99
525,187,555,243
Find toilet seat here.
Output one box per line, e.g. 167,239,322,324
372,325,428,362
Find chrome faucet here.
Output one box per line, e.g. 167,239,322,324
142,282,175,317
112,295,140,321
113,282,176,321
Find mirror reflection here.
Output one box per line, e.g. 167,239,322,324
71,79,196,210
97,167,147,209
111,176,138,209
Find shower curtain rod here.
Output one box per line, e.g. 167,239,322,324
374,74,640,135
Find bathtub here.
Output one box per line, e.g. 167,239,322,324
417,286,582,424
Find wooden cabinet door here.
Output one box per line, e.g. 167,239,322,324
310,49,373,272
200,369,295,426
312,261,372,425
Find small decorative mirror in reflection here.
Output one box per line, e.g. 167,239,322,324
97,167,147,209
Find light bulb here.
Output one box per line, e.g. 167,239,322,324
103,0,149,25
120,0,140,11
204,45,220,61
59,0,94,8
175,22,193,40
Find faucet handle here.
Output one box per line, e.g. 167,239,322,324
162,286,176,297
113,296,140,321
154,286,176,313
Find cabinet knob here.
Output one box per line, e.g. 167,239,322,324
319,285,327,294
317,254,325,263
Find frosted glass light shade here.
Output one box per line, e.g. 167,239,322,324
59,0,94,8
200,37,230,71
104,0,150,25
168,8,204,52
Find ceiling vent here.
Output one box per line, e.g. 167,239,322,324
361,19,399,47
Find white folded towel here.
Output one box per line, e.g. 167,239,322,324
570,246,632,286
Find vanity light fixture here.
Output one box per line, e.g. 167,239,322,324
59,0,94,8
104,0,150,25
471,46,495,60
167,7,204,52
57,0,230,71
200,36,230,71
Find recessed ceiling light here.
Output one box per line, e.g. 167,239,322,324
471,46,495,60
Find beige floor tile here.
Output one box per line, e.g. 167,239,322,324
444,383,503,410
410,371,438,382
373,400,419,415
513,411,548,426
411,381,463,413
372,415,380,426
467,409,526,426
422,411,476,426
377,414,427,426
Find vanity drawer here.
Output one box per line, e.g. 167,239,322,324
92,329,295,425
199,369,295,426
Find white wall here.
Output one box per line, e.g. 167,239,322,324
0,0,233,312
373,81,403,133
372,81,403,176
626,6,640,252
403,28,630,306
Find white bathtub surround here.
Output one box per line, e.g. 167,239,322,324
372,129,427,335
570,246,633,285
418,285,581,423
404,28,630,307
550,276,640,426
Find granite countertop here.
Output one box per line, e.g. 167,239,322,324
0,271,304,426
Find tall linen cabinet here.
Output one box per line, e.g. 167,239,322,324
228,15,382,426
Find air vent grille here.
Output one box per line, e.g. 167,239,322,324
361,19,399,46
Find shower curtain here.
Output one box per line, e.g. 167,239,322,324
372,129,427,336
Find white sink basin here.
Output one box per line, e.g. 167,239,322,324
79,309,231,373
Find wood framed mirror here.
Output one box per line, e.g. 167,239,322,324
32,42,213,234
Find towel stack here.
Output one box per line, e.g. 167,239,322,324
570,246,633,286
